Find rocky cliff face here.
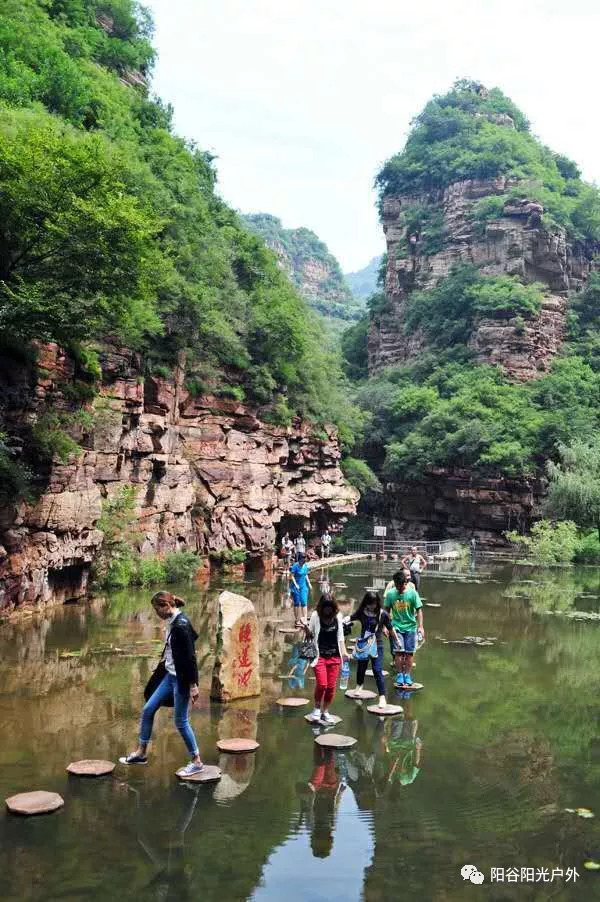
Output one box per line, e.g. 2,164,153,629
369,178,599,378
0,347,358,610
241,214,363,324
362,469,543,548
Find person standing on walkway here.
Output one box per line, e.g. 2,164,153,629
347,591,397,707
290,552,312,625
303,594,349,724
120,591,204,778
295,531,306,560
321,529,332,558
402,546,427,590
384,570,424,689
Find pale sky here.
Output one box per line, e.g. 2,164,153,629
145,0,600,271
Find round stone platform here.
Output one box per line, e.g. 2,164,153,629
175,765,222,783
345,688,377,700
314,733,357,749
67,759,116,777
6,790,64,816
304,713,342,726
216,738,259,754
276,697,310,707
367,704,403,716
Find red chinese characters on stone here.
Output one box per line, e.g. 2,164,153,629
236,621,254,688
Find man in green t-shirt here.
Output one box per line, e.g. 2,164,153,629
384,569,424,689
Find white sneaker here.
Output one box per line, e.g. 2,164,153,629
176,761,204,778
379,696,387,707
309,707,322,721
321,711,336,724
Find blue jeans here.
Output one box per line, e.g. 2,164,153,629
140,673,199,756
356,642,386,696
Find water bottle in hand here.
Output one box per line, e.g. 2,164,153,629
339,659,350,690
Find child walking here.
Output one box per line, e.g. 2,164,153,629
119,591,204,778
384,570,424,689
348,591,396,707
303,594,349,724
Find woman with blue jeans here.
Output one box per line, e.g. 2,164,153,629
348,591,396,708
120,591,204,779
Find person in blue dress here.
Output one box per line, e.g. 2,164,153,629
290,552,312,625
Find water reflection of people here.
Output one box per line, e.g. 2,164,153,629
282,643,310,689
304,746,347,858
383,702,422,788
120,780,200,902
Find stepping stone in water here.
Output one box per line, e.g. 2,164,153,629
314,733,357,749
367,704,403,716
425,603,441,607
216,738,259,754
304,714,342,726
333,583,348,588
365,669,389,677
345,688,377,700
6,790,64,816
278,628,299,634
399,682,424,692
66,759,116,777
276,697,310,707
175,765,222,783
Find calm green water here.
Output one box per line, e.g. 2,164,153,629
2,560,600,901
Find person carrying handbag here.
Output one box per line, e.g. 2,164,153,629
347,591,395,707
301,594,349,725
119,591,204,778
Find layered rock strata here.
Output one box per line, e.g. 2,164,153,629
0,347,358,609
369,178,599,378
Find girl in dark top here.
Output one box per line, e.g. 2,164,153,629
348,591,396,707
120,591,204,778
303,594,349,725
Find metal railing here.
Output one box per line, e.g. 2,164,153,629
345,539,462,558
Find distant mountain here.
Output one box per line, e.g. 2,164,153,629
241,213,363,325
345,255,383,300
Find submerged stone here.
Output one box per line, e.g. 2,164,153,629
216,738,259,754
175,765,222,783
211,591,261,702
276,697,310,707
66,759,115,777
367,704,403,716
314,733,357,749
6,790,64,816
345,689,377,700
304,714,342,725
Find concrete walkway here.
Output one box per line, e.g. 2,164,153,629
306,552,370,572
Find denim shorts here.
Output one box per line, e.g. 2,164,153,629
391,629,417,655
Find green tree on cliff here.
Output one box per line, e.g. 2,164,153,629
545,441,600,542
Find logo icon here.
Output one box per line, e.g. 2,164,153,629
461,865,485,884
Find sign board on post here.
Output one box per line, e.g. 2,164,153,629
374,526,387,538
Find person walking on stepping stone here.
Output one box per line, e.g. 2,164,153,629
384,570,424,689
290,552,312,625
119,591,204,778
402,546,427,590
347,591,397,708
302,594,349,724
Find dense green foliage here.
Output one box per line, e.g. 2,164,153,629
241,213,363,323
352,352,600,480
402,265,544,348
340,456,382,495
545,440,600,541
0,0,357,433
506,519,580,564
376,79,600,240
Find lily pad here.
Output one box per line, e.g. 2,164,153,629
584,861,600,871
577,808,595,818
